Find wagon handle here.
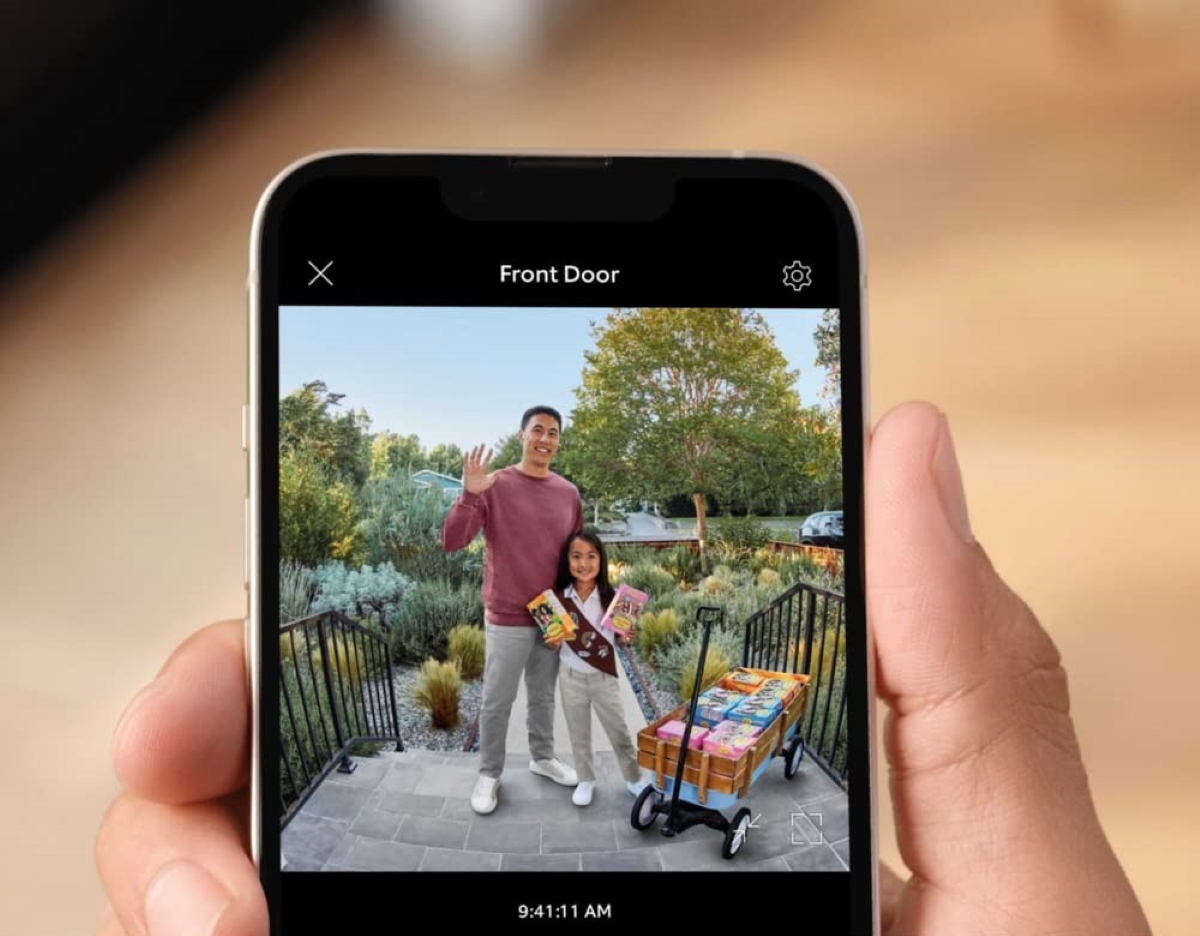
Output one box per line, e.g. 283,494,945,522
662,605,723,836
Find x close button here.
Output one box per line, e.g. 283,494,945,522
307,260,333,286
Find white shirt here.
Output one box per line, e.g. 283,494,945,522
559,584,617,674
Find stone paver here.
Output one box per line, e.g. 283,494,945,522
542,821,618,854
783,843,847,872
348,805,402,841
283,693,851,874
832,837,851,868
302,782,373,823
323,755,390,789
395,815,470,849
501,853,583,872
419,847,502,872
412,764,478,798
581,849,663,871
337,839,425,871
465,820,542,855
372,790,445,818
281,815,349,865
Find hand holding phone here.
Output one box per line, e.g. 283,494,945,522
94,406,1151,936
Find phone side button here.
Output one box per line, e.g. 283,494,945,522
241,403,248,452
243,498,250,590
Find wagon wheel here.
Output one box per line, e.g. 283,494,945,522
784,737,805,779
722,807,752,859
631,785,661,830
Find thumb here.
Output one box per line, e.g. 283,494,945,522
868,402,1149,935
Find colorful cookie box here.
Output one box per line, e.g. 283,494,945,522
655,720,709,750
719,670,765,692
728,695,782,728
702,722,762,757
600,583,649,635
526,591,578,641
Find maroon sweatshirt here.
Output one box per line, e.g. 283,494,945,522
441,467,584,626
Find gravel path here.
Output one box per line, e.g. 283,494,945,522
620,644,682,722
385,667,484,753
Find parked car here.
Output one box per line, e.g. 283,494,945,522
798,510,843,548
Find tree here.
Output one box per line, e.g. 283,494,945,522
487,433,525,471
426,442,465,478
279,447,361,566
813,308,841,409
569,308,808,555
280,380,372,488
369,432,425,479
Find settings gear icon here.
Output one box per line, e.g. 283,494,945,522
782,260,813,292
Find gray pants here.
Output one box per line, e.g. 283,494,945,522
558,666,642,784
479,622,560,778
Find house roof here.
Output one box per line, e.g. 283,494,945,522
411,469,463,492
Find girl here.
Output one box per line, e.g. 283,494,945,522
546,530,648,806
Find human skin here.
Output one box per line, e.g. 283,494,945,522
95,402,1151,936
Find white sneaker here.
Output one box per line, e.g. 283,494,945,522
471,775,500,815
529,758,578,786
572,780,596,807
626,779,649,797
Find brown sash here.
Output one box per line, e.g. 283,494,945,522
556,590,619,678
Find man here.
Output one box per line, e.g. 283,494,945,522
441,405,583,814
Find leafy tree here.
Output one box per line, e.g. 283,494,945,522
425,442,465,478
569,308,809,555
370,432,425,479
487,433,525,471
814,308,841,409
280,380,372,488
279,447,361,566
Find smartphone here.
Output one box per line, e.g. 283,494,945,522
249,151,874,935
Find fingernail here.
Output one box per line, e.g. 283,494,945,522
933,413,974,544
144,861,232,936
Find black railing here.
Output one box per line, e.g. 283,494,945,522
742,581,849,786
279,611,402,828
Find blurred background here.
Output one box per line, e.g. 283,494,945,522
1,0,1197,931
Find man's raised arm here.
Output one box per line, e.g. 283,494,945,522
442,444,496,551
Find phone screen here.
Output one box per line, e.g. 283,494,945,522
252,155,871,934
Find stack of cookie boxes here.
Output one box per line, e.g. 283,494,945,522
637,667,810,804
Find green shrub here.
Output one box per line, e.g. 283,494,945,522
654,625,743,703
280,560,316,624
312,561,414,631
279,448,362,567
636,608,680,662
698,574,733,596
311,633,367,692
411,658,461,728
624,562,678,597
757,567,782,590
357,476,481,587
658,544,705,584
678,643,732,700
447,624,485,680
390,579,483,664
708,515,772,553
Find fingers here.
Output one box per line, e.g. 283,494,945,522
96,793,267,936
95,902,125,936
878,862,905,936
867,402,1150,934
112,620,250,805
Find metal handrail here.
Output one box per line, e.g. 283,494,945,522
279,611,402,828
742,580,849,787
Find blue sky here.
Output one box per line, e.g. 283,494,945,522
279,307,833,449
